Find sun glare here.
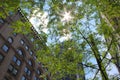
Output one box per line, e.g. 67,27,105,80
61,11,73,22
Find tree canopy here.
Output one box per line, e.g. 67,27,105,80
0,0,120,80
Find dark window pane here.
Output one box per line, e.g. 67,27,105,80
35,44,39,49
29,50,33,55
8,64,18,76
12,68,18,75
34,77,39,80
28,60,32,66
28,70,31,76
34,56,36,60
2,44,9,52
8,11,14,16
3,77,9,80
24,67,31,76
24,67,28,73
13,33,17,36
20,39,24,45
25,45,29,50
30,38,34,42
17,49,24,56
0,18,4,24
17,60,21,66
8,64,13,71
21,76,26,80
34,77,37,80
0,54,4,62
37,70,41,75
13,56,21,66
8,37,13,43
13,56,17,62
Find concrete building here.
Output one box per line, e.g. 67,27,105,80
0,8,49,80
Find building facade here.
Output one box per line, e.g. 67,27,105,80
0,9,49,80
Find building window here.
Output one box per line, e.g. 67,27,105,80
8,11,14,16
34,76,40,80
30,38,34,42
3,77,9,80
0,18,4,24
25,45,29,50
28,60,32,66
29,50,33,55
0,53,4,63
44,77,48,80
34,56,37,60
2,44,9,52
24,67,28,73
37,69,41,75
8,64,18,75
21,76,27,80
20,39,25,45
24,67,31,76
35,44,39,49
17,49,24,57
12,68,18,75
34,77,37,80
8,37,13,43
28,70,31,76
13,56,21,66
13,33,17,36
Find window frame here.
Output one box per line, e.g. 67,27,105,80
0,53,4,63
28,60,32,66
8,64,18,76
30,38,34,42
24,67,31,76
29,50,33,55
25,45,29,51
13,56,21,66
13,32,17,37
20,39,25,45
21,76,27,80
37,69,41,75
34,76,40,80
17,49,24,57
0,18,4,24
8,37,13,43
1,44,9,52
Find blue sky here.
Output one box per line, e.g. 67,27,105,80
28,1,120,79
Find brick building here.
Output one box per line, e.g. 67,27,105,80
0,8,49,80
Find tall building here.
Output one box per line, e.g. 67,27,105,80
0,8,49,80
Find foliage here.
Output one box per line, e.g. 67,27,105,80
37,40,84,80
1,0,120,80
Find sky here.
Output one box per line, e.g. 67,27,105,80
29,6,72,42
28,1,120,79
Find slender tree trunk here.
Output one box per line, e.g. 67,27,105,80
89,35,109,80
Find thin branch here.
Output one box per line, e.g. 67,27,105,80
82,63,99,70
93,70,99,80
100,38,113,63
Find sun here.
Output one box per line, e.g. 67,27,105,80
61,11,73,22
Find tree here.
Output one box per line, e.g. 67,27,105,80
37,40,85,80
82,0,120,74
1,0,120,80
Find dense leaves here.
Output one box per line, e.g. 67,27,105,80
1,0,120,80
